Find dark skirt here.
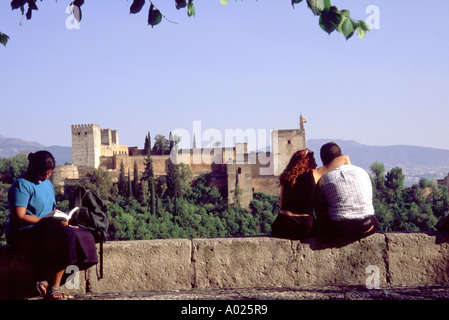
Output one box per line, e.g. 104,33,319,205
6,221,98,278
271,214,313,240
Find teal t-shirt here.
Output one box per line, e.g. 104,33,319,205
6,174,56,235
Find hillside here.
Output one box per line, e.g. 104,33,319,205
0,134,72,165
1,134,448,183
306,139,449,170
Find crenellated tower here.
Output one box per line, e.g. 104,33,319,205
71,124,102,169
271,114,306,176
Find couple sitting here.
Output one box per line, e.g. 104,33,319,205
272,142,379,245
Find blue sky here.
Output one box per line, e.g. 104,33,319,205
1,1,448,152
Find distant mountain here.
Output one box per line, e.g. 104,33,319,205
1,134,448,178
306,139,449,171
0,134,72,165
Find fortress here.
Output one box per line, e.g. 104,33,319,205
52,116,307,207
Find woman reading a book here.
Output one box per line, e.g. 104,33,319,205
5,151,98,300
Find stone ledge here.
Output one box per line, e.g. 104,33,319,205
1,232,449,299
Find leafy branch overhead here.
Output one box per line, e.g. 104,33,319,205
1,0,369,46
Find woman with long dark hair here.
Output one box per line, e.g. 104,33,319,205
271,148,349,240
5,151,98,299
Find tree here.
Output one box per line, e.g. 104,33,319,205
144,131,152,156
152,134,170,155
142,131,157,215
127,168,133,199
369,162,449,232
0,152,28,184
118,160,127,196
2,0,369,46
166,160,193,216
133,161,140,198
370,162,386,187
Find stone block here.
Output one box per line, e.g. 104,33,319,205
0,245,86,299
192,237,295,289
386,232,449,284
0,246,36,299
192,234,388,289
87,239,192,293
292,233,388,286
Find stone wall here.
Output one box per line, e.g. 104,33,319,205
1,232,449,299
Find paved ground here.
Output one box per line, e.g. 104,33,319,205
21,285,449,319
60,284,449,300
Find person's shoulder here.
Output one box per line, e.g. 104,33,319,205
341,164,371,176
11,174,29,187
340,164,362,171
8,174,33,194
41,178,55,191
318,166,340,184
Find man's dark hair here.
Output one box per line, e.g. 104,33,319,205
320,142,342,166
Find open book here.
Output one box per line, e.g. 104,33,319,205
42,207,79,222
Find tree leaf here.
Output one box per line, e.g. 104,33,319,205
291,0,303,8
72,0,84,7
175,0,187,10
341,17,356,40
130,0,145,14
10,0,27,10
220,0,230,6
25,6,32,20
307,0,325,15
26,0,38,11
340,9,350,19
356,26,366,40
0,32,10,47
148,4,162,28
187,0,195,17
319,6,341,34
359,20,370,31
356,21,370,40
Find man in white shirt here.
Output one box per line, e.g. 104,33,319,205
314,142,379,245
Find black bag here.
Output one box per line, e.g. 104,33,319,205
436,214,449,232
69,186,109,279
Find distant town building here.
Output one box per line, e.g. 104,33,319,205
437,173,449,190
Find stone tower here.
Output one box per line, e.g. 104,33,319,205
71,124,102,169
227,163,252,208
271,114,306,176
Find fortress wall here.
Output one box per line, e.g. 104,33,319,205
50,165,79,187
1,232,449,299
251,176,280,195
151,155,170,175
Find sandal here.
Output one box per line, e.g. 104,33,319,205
45,286,68,300
36,281,48,297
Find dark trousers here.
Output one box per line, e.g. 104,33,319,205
314,215,379,246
